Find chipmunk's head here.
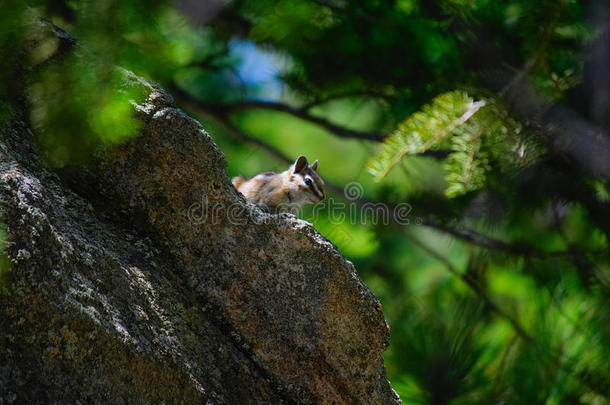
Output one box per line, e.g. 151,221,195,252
290,156,325,204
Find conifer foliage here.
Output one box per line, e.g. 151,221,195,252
367,91,543,197
2,0,610,403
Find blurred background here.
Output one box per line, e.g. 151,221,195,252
2,0,610,403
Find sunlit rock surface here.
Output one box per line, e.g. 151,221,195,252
0,69,399,403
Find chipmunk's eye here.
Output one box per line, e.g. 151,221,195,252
305,178,313,186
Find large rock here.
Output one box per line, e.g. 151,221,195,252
0,66,399,403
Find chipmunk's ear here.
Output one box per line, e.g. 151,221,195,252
310,160,318,171
294,156,308,173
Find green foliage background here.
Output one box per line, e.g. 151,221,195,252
2,0,610,403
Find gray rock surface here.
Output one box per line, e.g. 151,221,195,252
0,67,399,403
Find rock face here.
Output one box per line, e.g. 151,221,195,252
0,69,399,403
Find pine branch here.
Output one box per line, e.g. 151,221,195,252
367,90,544,198
225,100,384,140
170,84,384,141
399,229,535,344
499,0,568,97
482,37,610,185
398,231,610,397
300,89,395,110
419,218,577,259
366,91,486,180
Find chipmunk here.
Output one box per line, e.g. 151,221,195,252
232,156,325,213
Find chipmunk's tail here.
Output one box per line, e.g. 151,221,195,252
231,175,247,189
